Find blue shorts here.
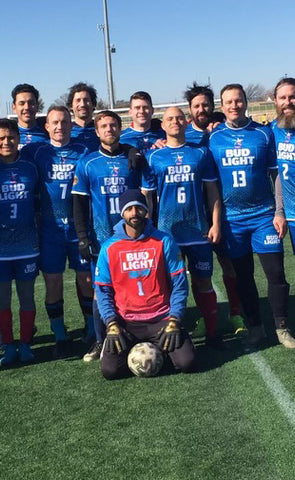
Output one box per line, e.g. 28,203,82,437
0,256,39,281
180,243,213,277
223,214,283,259
40,238,90,273
288,222,295,254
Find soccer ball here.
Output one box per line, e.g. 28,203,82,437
127,342,164,377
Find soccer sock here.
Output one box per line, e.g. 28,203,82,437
222,275,241,316
20,310,36,344
93,298,105,343
0,309,13,344
80,296,95,338
194,290,218,339
45,300,67,342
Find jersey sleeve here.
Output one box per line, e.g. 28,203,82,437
141,157,157,191
94,242,117,323
201,148,218,182
71,158,90,195
162,234,188,320
266,129,278,170
141,150,157,190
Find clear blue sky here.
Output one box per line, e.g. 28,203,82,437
1,0,294,115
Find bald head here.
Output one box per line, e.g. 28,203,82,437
161,107,187,143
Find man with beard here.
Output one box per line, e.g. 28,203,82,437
184,83,245,336
72,111,154,361
209,83,295,349
67,82,100,152
95,189,196,379
272,77,295,269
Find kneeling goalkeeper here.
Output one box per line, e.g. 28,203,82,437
95,189,197,379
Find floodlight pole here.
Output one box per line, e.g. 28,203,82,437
102,0,115,108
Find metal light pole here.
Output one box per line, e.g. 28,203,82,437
99,0,115,108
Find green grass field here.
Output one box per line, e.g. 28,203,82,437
2,239,295,480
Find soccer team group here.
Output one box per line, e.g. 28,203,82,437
1,77,295,379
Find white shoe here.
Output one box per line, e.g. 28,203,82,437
276,328,295,349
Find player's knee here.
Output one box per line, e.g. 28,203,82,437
101,362,122,380
100,356,127,380
170,338,197,373
191,275,212,292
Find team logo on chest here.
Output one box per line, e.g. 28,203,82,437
222,135,254,166
285,132,292,144
119,248,157,273
25,134,32,144
234,137,243,148
0,170,27,201
175,154,183,165
111,165,119,176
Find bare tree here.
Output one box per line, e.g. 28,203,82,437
244,83,267,102
115,99,129,108
51,93,68,107
37,98,45,113
96,98,108,110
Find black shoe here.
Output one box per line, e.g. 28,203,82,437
206,335,227,351
53,340,73,359
83,341,103,362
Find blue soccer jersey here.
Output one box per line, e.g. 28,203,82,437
18,124,48,150
209,120,277,221
72,148,155,249
0,156,39,260
144,143,217,245
185,123,208,146
23,141,88,240
71,121,100,152
120,127,166,155
271,119,295,221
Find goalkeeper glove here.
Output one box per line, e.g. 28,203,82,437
158,318,182,352
78,236,92,263
105,320,129,354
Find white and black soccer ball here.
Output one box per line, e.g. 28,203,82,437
127,342,164,377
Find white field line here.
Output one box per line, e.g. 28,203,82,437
249,352,295,427
214,281,295,427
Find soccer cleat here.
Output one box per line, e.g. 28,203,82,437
276,328,295,349
229,315,247,335
19,343,35,363
83,341,103,362
193,317,206,338
53,340,73,360
243,325,266,346
0,343,18,366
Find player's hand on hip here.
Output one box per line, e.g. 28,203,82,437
273,215,288,239
158,318,182,352
105,320,128,354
